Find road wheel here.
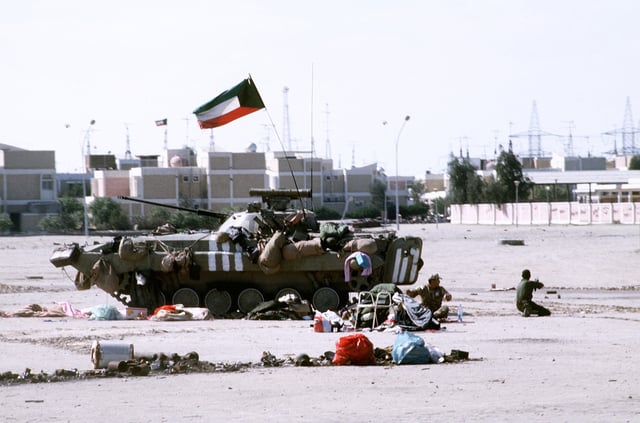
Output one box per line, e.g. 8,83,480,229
172,287,200,307
312,287,340,312
237,288,264,314
205,289,232,316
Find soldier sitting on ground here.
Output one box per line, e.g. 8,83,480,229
516,269,551,317
405,273,451,320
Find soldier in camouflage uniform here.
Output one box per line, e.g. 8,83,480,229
516,269,551,317
405,273,452,320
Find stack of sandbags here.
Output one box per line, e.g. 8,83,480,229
342,238,378,255
282,237,324,261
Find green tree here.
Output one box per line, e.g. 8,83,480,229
403,202,429,221
370,179,387,210
407,181,425,204
38,196,84,232
146,207,173,229
485,150,533,204
629,155,640,170
447,155,485,204
90,197,130,230
314,206,341,220
0,213,12,233
347,204,381,219
169,211,219,230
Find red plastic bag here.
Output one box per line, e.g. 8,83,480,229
332,333,375,365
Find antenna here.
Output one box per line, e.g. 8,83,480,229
182,117,190,147
86,119,95,156
260,124,271,152
282,86,291,151
124,123,132,159
351,144,355,168
325,103,332,160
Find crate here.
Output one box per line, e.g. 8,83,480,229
122,307,148,320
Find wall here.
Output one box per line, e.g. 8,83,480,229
450,202,640,225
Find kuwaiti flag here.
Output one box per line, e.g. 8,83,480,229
193,77,265,129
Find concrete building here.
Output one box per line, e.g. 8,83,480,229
84,147,391,224
0,144,57,231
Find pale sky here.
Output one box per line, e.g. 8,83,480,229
2,0,640,178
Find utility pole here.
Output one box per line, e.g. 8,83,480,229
282,87,291,152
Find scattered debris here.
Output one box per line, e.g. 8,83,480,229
0,346,473,386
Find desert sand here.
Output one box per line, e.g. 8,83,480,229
0,223,639,422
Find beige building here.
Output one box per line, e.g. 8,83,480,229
206,151,268,210
0,144,57,232
84,149,391,223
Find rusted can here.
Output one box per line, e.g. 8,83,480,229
91,340,134,369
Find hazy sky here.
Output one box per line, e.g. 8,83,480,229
2,1,640,177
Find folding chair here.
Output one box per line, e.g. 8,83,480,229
371,291,392,328
355,291,392,329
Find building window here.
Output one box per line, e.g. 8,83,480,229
192,175,200,183
41,175,54,191
182,175,190,183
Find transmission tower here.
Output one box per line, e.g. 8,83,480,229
621,96,637,154
528,100,542,157
282,86,292,151
324,103,332,160
509,100,559,157
603,97,639,155
562,121,575,157
124,123,132,159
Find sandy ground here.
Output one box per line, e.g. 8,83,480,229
0,223,639,422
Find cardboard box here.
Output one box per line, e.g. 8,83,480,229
122,307,148,320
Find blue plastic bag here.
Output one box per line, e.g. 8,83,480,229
392,331,432,364
88,304,121,321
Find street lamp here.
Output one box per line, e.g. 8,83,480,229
514,180,520,227
433,188,439,229
546,185,551,226
81,120,95,237
383,189,387,225
394,115,411,231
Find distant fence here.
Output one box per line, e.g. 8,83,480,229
450,202,640,225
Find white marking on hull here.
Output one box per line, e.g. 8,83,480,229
392,248,402,283
398,253,409,283
206,240,244,271
408,247,419,281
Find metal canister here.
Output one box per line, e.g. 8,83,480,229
91,340,134,369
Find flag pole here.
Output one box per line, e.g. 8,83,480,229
309,63,315,211
164,124,168,151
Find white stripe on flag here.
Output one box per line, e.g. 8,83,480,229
197,97,240,121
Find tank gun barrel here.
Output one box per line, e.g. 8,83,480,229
118,196,228,219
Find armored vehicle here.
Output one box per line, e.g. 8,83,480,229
50,189,423,316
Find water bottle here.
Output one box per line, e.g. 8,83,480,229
457,304,463,322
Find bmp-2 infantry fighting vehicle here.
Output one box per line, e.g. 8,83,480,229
50,189,423,316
